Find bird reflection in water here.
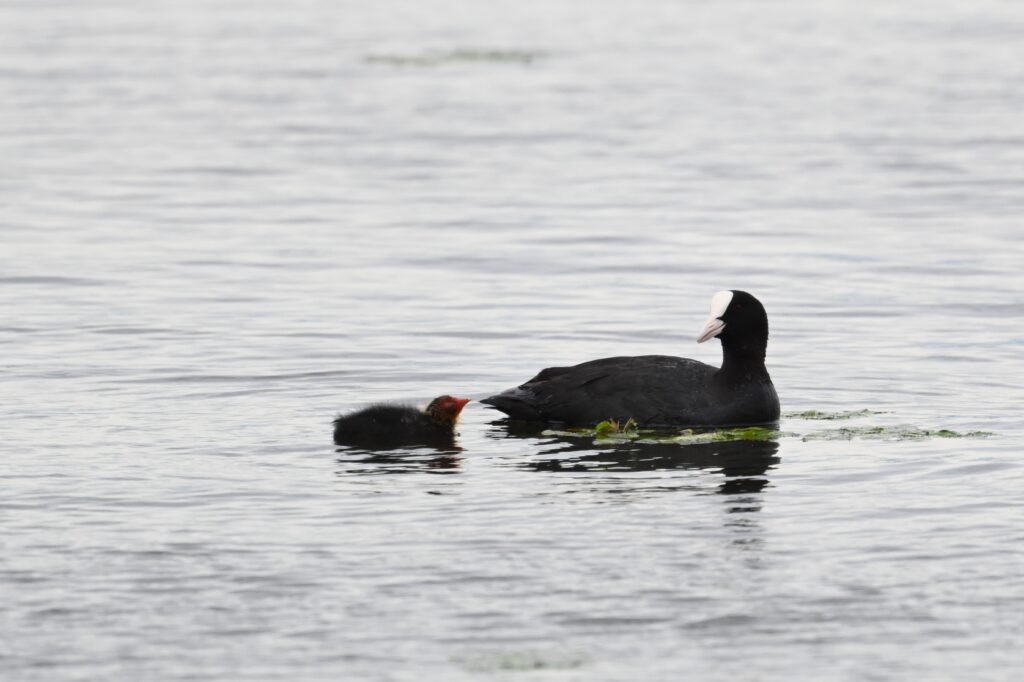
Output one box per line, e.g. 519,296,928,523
334,441,462,475
489,419,780,502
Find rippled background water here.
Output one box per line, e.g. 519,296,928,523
3,0,1024,679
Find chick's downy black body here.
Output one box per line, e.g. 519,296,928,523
333,396,469,448
481,290,779,428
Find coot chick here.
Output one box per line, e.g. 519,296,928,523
481,290,779,427
333,395,470,448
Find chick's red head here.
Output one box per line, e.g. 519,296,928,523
425,395,470,423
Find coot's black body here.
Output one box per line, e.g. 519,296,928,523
333,396,469,448
482,354,777,427
481,290,779,428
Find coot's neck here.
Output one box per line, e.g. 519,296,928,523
718,338,770,384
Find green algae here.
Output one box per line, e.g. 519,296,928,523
594,418,637,438
542,423,784,445
365,48,545,67
781,409,992,440
540,419,992,445
784,409,887,420
641,426,787,445
801,425,993,442
458,650,586,672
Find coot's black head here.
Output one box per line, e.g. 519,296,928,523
696,290,769,361
424,395,470,424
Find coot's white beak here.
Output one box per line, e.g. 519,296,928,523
697,317,725,343
696,290,733,344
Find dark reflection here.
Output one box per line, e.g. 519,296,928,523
334,443,462,475
333,425,461,452
489,419,779,498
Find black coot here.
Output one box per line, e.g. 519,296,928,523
333,395,470,447
481,290,779,427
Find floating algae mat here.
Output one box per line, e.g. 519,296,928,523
784,409,888,420
541,415,991,445
801,425,993,441
542,421,788,445
458,650,586,673
786,408,992,441
365,48,545,67
654,426,786,445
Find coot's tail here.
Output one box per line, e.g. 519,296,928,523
480,389,543,421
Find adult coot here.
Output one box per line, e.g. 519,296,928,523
333,395,470,447
481,290,779,427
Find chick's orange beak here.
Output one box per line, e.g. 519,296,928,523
451,397,470,414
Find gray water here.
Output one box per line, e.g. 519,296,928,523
3,0,1024,680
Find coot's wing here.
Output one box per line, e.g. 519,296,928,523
481,355,717,426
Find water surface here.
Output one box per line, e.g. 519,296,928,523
3,0,1023,680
